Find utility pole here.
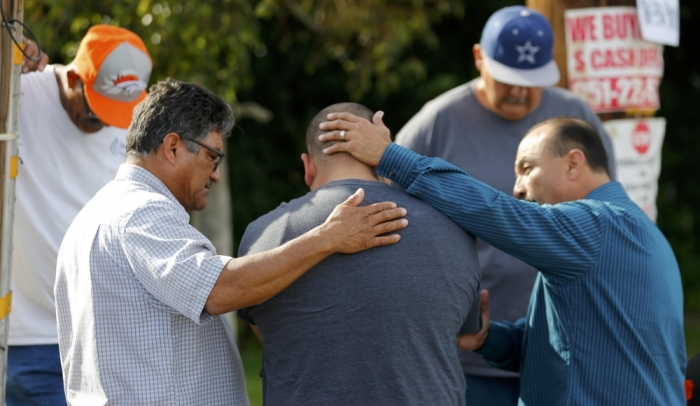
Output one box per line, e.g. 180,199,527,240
0,0,24,401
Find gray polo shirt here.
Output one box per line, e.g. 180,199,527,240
238,179,481,406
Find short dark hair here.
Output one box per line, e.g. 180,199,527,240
530,117,610,175
126,78,235,155
305,103,374,158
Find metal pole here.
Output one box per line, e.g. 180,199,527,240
0,0,24,402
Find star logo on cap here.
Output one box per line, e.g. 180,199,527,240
516,40,540,64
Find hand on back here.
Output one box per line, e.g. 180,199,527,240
320,188,408,253
457,290,490,351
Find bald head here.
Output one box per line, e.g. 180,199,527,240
302,103,380,191
529,117,610,176
306,103,374,159
514,117,611,205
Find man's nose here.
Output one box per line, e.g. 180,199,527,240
210,167,221,183
513,178,527,200
510,86,529,98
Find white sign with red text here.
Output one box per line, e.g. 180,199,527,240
604,117,666,222
565,7,664,112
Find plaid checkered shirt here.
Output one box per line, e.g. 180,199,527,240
55,164,249,405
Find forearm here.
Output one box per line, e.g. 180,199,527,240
475,318,526,373
206,187,407,314
206,225,334,314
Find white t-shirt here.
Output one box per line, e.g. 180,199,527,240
10,66,127,345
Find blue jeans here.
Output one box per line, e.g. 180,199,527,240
6,344,66,406
465,374,520,406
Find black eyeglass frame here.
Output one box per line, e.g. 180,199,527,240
186,137,225,171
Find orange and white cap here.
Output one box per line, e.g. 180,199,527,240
74,25,152,129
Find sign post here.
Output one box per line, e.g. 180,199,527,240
0,0,24,402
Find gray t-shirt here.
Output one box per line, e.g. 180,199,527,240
238,179,480,406
395,79,617,378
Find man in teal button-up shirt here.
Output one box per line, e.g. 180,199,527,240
317,113,685,405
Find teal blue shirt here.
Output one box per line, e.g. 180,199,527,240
378,143,686,405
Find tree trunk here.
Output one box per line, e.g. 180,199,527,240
190,140,237,342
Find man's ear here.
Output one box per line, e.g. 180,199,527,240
473,44,483,72
161,132,182,166
301,153,316,189
566,149,586,180
66,69,81,89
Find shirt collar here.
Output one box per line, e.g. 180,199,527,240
585,181,629,203
115,164,181,206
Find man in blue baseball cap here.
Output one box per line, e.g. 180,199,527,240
393,6,616,405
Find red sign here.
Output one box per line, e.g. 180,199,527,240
631,121,651,155
565,7,664,112
604,118,666,222
569,76,660,112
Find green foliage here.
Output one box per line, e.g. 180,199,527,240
686,319,700,359
239,331,263,405
24,0,262,102
249,0,466,99
24,0,467,101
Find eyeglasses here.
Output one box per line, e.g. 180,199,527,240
80,82,104,128
187,137,225,171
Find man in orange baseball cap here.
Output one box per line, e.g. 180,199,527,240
60,24,152,132
8,25,151,406
71,24,152,129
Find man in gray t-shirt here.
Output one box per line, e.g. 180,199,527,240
394,6,616,406
238,103,481,406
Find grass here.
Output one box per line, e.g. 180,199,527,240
239,327,263,406
238,315,700,405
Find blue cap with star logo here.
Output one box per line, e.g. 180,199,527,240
479,6,560,87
